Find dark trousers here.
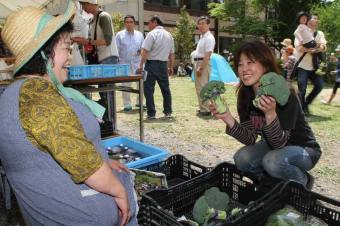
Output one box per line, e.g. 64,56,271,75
144,60,172,117
297,67,324,111
99,56,119,121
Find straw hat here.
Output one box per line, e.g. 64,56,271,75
1,0,75,75
280,38,292,47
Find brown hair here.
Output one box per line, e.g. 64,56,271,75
234,41,280,121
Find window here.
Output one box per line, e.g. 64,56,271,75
144,0,179,7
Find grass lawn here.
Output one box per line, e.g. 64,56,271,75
116,76,340,198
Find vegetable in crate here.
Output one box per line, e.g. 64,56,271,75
203,187,230,211
253,72,290,108
192,196,227,226
200,80,227,114
265,206,308,226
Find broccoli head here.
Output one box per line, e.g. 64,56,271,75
192,196,227,225
200,81,227,114
203,187,230,211
253,72,290,108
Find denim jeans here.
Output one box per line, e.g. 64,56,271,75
233,141,314,186
297,67,324,111
144,60,172,117
98,56,119,121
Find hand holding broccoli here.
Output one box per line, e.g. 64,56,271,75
253,72,290,108
200,81,228,114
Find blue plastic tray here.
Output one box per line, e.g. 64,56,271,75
101,136,169,169
68,64,130,80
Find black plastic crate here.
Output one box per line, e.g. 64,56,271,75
139,154,210,187
138,161,283,226
242,180,340,226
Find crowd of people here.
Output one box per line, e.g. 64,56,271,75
0,0,339,225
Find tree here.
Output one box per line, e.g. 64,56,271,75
208,0,323,45
172,6,196,62
312,0,340,52
111,12,124,33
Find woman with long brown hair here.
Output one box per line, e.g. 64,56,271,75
209,41,321,188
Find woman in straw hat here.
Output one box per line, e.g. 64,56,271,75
0,1,137,225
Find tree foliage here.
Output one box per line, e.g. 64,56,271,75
111,12,124,33
312,0,340,52
208,0,325,46
172,6,196,62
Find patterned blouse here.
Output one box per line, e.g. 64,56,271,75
19,78,103,183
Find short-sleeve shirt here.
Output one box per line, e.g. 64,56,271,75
295,30,327,71
294,24,314,44
19,78,103,183
195,31,215,58
142,26,175,62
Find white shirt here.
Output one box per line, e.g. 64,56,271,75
295,30,327,71
195,31,215,58
116,29,144,72
142,26,175,61
294,24,314,44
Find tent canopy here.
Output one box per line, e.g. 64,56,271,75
192,53,239,84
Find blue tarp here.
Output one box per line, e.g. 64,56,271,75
192,53,238,83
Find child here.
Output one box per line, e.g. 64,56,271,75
294,12,317,49
284,46,296,80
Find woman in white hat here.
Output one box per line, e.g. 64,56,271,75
0,1,137,225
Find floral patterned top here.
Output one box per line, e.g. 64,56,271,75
19,78,103,183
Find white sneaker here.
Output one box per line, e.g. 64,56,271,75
321,99,330,105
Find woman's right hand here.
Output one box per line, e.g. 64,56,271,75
209,103,235,127
113,185,130,226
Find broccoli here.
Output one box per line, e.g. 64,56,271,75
192,196,227,226
231,207,242,216
203,187,230,211
253,72,290,108
200,80,227,114
265,207,308,226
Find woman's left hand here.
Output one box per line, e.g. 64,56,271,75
107,159,130,173
258,95,277,123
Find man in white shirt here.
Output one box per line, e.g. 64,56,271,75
116,15,144,111
295,14,327,115
73,0,119,121
138,15,175,119
193,16,215,116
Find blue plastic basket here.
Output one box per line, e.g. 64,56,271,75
101,136,169,169
68,64,130,80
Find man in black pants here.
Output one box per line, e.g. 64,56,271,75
138,15,175,119
294,14,327,115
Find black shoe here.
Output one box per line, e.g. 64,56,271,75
196,111,211,117
306,172,314,190
146,115,156,120
135,104,147,109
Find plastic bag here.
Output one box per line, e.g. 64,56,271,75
71,44,84,66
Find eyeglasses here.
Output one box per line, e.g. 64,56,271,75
125,21,135,24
